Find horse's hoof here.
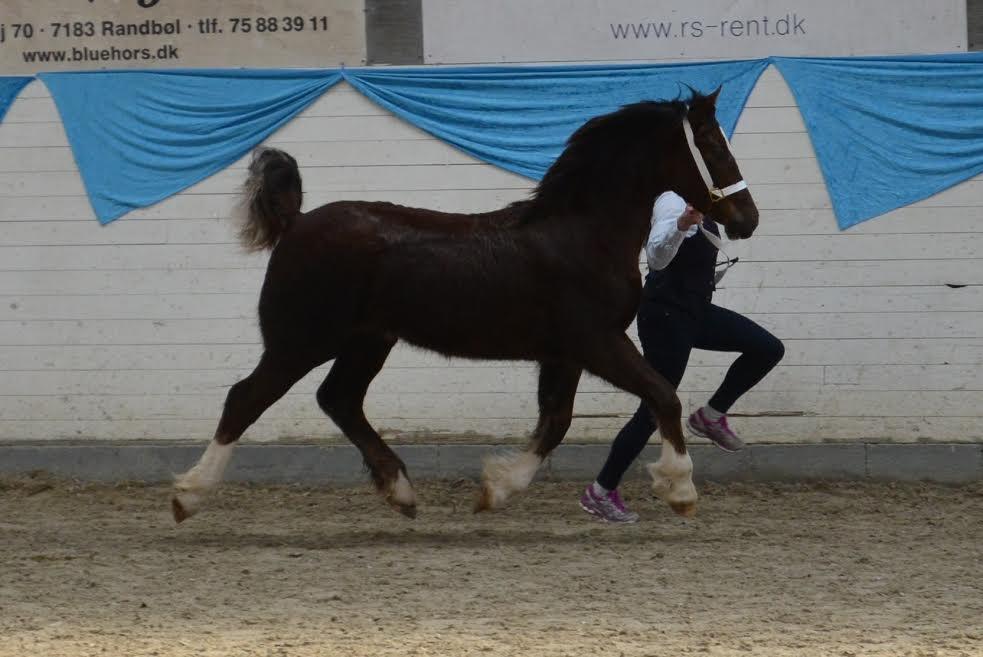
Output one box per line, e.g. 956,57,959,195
171,497,191,524
390,501,418,519
379,470,418,519
670,501,697,517
171,488,204,523
473,486,494,513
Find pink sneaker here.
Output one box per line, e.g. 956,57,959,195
579,486,639,523
687,408,745,452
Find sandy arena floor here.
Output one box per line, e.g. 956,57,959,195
1,476,981,657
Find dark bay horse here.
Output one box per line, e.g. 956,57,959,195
172,88,759,523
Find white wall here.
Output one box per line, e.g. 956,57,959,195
1,66,981,445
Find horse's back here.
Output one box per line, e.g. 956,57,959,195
304,199,527,238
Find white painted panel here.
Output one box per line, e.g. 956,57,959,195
0,363,819,398
15,80,47,98
734,313,983,341
730,133,814,159
0,141,483,176
0,245,261,271
822,365,983,392
743,70,797,108
4,237,978,275
3,390,979,424
2,338,981,373
0,147,77,173
0,416,977,443
2,285,980,321
713,286,983,314
0,188,526,222
0,294,256,321
0,269,266,296
0,122,72,148
720,260,983,288
1,311,979,347
0,219,235,247
753,207,983,236
727,232,983,261
0,319,261,346
6,361,978,402
0,164,535,198
733,107,807,134
2,260,976,297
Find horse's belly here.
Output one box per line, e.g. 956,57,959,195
385,292,551,361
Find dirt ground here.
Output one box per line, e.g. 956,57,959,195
1,476,981,657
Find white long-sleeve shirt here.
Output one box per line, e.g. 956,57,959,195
644,191,700,271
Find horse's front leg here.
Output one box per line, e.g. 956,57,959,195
581,333,697,517
475,360,582,511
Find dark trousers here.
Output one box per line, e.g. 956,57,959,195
596,294,785,490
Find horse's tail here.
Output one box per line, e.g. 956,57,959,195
237,147,303,252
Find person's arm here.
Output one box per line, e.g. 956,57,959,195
644,192,704,271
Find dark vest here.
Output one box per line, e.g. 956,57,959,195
643,218,719,307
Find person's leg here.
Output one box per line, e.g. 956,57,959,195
687,304,785,451
582,300,697,521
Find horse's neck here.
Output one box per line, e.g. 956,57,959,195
616,207,659,267
597,192,662,261
539,201,654,271
528,161,667,266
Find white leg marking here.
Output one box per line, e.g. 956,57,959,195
481,450,543,508
646,439,697,507
173,440,234,518
389,470,417,508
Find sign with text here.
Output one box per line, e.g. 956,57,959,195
0,0,365,74
422,0,967,63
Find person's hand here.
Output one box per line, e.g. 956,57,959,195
676,205,703,232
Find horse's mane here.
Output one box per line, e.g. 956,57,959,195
521,98,690,221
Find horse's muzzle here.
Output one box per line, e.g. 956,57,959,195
725,218,757,240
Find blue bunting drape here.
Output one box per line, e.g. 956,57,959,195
0,76,33,123
774,54,983,229
39,69,342,223
345,60,769,181
10,54,983,228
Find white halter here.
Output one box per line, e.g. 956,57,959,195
682,116,748,203
681,116,746,284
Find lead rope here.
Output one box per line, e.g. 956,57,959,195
698,223,739,285
682,115,745,286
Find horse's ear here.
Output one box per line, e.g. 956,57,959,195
687,85,722,117
707,85,722,107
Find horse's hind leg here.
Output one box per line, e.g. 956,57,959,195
316,335,417,517
476,360,582,511
172,350,315,522
581,334,698,517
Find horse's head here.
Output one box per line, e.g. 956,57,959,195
671,87,759,240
